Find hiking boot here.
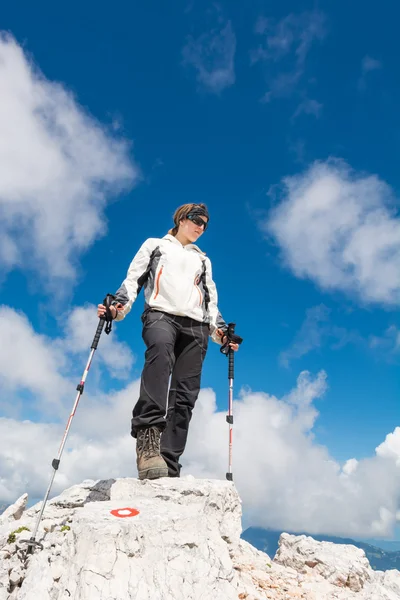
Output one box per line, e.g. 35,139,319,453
136,427,168,480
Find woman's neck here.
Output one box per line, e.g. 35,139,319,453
174,231,190,246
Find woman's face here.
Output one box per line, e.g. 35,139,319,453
179,214,208,243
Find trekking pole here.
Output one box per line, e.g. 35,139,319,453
22,294,116,553
220,323,243,482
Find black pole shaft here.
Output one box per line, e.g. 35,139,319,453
228,347,234,379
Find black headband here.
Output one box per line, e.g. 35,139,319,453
187,206,210,221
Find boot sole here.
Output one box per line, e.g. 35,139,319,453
138,466,169,480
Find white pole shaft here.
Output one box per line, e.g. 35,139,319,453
31,347,96,541
227,378,233,477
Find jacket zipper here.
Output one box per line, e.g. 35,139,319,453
154,266,164,299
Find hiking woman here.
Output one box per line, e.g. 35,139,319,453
97,203,239,480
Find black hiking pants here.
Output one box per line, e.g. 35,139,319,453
131,310,209,477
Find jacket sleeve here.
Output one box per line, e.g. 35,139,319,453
113,239,156,321
204,257,228,344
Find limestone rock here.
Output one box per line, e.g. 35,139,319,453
16,477,242,600
40,520,56,533
0,477,399,600
275,532,372,592
0,559,10,594
0,495,28,523
9,566,23,586
25,478,115,516
363,569,400,600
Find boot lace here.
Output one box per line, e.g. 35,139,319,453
139,427,161,459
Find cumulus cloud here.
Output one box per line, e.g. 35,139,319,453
342,458,358,476
376,428,400,465
0,303,136,501
182,21,236,94
252,11,326,103
0,306,68,416
59,304,135,379
0,305,134,418
266,160,400,306
0,33,138,290
0,383,138,502
184,372,400,537
2,341,400,538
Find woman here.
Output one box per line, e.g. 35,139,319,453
98,203,239,480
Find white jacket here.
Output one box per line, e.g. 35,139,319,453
113,234,227,343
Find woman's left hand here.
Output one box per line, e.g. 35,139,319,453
216,329,240,351
227,340,239,351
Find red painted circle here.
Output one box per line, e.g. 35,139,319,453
110,507,140,518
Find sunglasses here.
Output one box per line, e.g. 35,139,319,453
187,214,208,230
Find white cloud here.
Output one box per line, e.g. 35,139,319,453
376,428,400,466
2,307,400,538
362,56,382,73
0,375,138,502
0,305,134,418
182,21,236,94
3,366,400,538
342,458,358,476
293,98,322,120
184,372,400,537
369,325,400,356
253,11,326,64
280,305,330,366
60,304,135,379
260,72,302,103
252,11,326,102
279,305,357,367
358,55,382,91
0,303,136,501
281,306,398,367
0,386,137,502
0,306,69,415
0,33,138,290
266,160,400,306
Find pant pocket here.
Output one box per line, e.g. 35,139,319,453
143,310,165,329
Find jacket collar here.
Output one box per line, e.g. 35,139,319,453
163,234,205,255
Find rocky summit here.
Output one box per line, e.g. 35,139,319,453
1,476,400,599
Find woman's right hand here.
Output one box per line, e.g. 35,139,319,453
97,303,123,319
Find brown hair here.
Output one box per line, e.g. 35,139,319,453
168,203,209,236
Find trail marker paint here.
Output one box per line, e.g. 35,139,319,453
110,508,140,518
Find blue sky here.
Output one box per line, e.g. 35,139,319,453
1,1,400,538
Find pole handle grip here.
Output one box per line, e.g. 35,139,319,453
220,323,243,356
92,293,115,348
97,293,117,340
91,318,106,350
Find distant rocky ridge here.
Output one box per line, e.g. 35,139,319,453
1,477,400,599
242,527,400,572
